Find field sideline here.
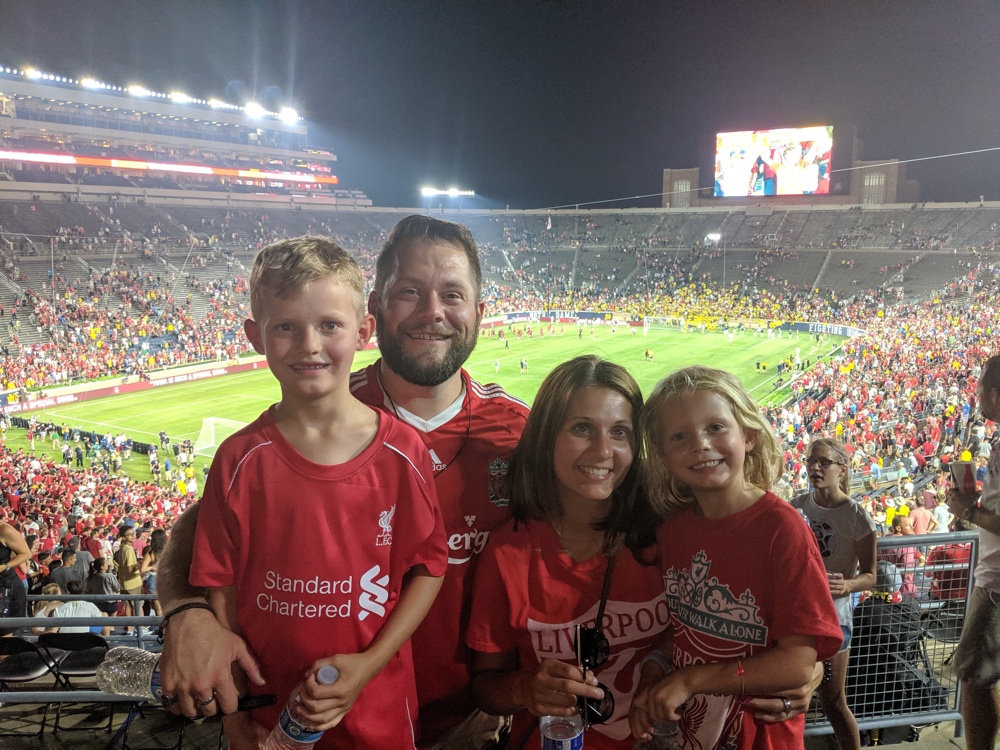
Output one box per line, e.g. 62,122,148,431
2,326,844,484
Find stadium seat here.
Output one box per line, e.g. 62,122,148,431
38,631,114,732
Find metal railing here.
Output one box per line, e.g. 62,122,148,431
0,534,980,739
804,529,977,737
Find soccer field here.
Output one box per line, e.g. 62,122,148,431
4,326,843,482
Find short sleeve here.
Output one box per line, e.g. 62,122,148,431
465,540,517,654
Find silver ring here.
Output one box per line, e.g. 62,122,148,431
196,694,216,707
161,695,176,707
782,697,792,716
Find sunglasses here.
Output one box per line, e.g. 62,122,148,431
574,623,614,726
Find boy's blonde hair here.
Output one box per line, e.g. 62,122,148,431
640,365,784,515
249,236,364,321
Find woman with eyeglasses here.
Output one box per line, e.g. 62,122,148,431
790,438,876,750
466,356,664,748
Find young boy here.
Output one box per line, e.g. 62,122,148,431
190,237,447,750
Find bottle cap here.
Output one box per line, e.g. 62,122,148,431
316,665,340,685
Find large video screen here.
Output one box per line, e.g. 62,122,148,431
714,126,833,197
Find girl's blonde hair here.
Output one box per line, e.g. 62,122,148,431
640,365,783,515
807,437,851,494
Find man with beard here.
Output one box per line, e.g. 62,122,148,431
155,215,530,748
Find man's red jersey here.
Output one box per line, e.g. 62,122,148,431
350,362,529,742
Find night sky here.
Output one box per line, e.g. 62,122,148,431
2,0,999,209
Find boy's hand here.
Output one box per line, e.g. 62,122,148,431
514,658,602,718
293,652,379,732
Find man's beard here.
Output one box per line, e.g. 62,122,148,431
375,314,479,387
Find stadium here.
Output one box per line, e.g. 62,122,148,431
0,50,994,750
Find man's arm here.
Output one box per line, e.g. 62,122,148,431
157,503,264,718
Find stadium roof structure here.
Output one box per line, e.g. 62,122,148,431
0,63,362,195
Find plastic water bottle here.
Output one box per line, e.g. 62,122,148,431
263,665,341,750
539,712,584,749
633,720,681,750
96,646,164,700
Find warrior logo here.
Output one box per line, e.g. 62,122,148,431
487,456,511,507
358,565,389,621
376,505,395,547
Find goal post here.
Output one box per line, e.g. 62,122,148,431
642,316,686,333
193,417,247,456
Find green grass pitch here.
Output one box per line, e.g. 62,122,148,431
3,325,842,483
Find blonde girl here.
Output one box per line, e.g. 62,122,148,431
790,438,876,750
631,366,841,750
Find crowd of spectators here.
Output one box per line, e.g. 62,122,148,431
0,215,995,632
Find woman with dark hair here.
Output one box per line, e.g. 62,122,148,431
87,555,121,632
0,520,31,635
139,528,167,616
466,355,660,749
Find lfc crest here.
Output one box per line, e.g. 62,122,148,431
487,456,511,507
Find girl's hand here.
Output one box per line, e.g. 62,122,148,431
827,572,849,596
515,658,602,718
628,698,655,741
634,670,692,723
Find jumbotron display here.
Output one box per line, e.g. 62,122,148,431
714,126,833,197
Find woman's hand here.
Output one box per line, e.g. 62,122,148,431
515,658,602,718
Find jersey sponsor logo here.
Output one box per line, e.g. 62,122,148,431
464,515,476,527
487,456,511,507
428,448,447,472
447,528,490,564
663,549,767,647
376,504,395,547
358,564,390,621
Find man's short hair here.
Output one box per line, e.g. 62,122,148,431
65,579,85,595
249,236,365,321
373,215,482,304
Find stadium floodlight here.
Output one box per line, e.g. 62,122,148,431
25,68,41,79
81,77,103,88
244,101,266,119
129,85,152,98
170,91,194,104
278,107,299,125
421,186,475,198
705,233,721,243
